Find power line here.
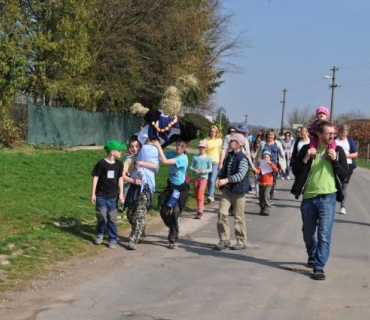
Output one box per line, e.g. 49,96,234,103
340,61,370,70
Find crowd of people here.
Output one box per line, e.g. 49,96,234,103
90,105,357,280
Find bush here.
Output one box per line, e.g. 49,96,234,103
0,116,24,148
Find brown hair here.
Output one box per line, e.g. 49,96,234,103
338,124,350,132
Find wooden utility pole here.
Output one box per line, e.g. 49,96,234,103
329,66,339,122
280,88,287,129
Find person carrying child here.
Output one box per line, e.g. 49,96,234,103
152,139,189,249
190,140,212,219
91,140,125,248
308,106,336,159
124,139,159,250
253,150,279,216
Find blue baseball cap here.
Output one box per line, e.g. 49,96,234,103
236,124,249,134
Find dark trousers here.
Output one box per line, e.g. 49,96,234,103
160,203,182,243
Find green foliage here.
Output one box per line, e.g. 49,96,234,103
0,111,24,148
0,0,238,112
181,112,212,139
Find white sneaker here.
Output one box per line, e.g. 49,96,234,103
340,207,346,215
95,235,104,245
281,177,285,180
206,197,214,204
286,176,291,180
168,242,177,249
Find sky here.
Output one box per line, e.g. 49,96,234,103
215,0,370,128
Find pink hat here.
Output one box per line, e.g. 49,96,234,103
198,140,207,148
316,106,329,117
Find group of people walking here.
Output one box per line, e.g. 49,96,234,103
90,105,358,280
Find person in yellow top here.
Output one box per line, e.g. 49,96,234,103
205,125,222,203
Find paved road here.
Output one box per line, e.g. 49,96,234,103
1,168,370,320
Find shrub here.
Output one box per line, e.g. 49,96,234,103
0,117,23,148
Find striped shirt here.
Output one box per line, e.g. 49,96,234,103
226,154,249,184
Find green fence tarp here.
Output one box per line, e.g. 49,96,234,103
27,103,141,146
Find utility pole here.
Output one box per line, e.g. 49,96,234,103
329,66,339,122
280,88,287,129
244,114,248,125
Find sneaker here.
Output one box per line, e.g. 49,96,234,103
228,210,234,216
306,257,315,268
127,241,136,250
214,240,231,250
313,269,326,280
206,197,214,204
108,241,117,249
168,241,177,249
260,211,270,216
195,212,203,219
95,235,104,245
230,243,246,250
340,207,347,215
281,177,285,180
270,200,274,205
286,176,291,180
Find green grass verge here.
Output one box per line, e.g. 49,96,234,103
0,146,198,293
357,159,370,170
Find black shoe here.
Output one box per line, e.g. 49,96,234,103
259,211,269,216
313,269,326,280
214,240,231,250
306,257,315,268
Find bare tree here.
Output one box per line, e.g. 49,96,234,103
287,106,313,128
335,109,369,124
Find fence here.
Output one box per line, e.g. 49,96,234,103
24,102,141,147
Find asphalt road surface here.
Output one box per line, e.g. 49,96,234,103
1,168,370,320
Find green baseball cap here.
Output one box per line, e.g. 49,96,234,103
104,140,125,153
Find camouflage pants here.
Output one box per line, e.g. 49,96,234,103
127,192,147,243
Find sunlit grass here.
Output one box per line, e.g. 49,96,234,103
0,146,198,293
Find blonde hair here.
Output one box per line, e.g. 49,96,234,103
209,125,220,138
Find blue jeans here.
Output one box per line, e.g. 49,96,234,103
96,196,118,242
207,163,219,199
300,193,336,270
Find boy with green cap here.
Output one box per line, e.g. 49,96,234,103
91,140,125,248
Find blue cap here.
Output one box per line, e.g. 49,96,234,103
236,124,249,134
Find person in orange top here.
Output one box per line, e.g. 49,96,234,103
253,150,278,216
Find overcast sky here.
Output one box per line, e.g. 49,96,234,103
215,0,370,128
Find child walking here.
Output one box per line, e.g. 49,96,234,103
124,139,159,250
91,140,125,248
189,140,212,219
122,136,142,206
152,139,189,249
253,150,279,216
308,106,336,158
214,133,250,251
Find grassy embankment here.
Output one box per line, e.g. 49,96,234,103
0,143,199,294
